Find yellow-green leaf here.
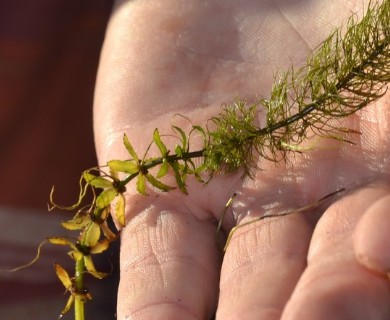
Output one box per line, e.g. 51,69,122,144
60,295,75,317
96,188,117,208
136,174,147,195
170,162,188,194
68,250,83,261
100,222,118,241
48,237,76,250
110,165,119,179
115,193,126,227
83,222,101,248
54,263,72,290
108,159,139,174
156,160,169,178
61,213,90,230
172,126,187,150
145,173,175,192
175,145,183,157
192,163,206,182
153,128,168,155
84,256,108,279
83,172,113,189
90,239,110,254
123,133,139,161
191,125,207,145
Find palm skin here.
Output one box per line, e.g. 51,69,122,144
94,0,390,319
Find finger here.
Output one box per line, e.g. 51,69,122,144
282,184,390,320
117,196,221,320
217,212,313,320
354,194,390,276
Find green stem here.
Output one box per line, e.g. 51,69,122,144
257,40,388,137
120,149,205,186
74,258,86,320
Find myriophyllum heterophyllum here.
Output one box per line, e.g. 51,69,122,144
9,1,390,319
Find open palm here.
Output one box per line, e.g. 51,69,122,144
94,0,390,319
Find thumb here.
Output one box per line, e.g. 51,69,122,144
354,193,390,278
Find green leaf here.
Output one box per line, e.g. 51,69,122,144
100,222,118,241
83,172,113,189
83,222,101,247
156,160,169,178
108,159,139,174
60,295,75,317
68,250,83,261
48,237,76,250
90,239,111,254
136,174,147,195
187,160,206,182
123,133,139,161
110,165,119,179
115,193,126,227
96,188,117,208
170,162,188,194
145,173,175,192
153,128,168,155
54,263,72,290
61,212,90,230
84,255,108,279
192,125,207,143
175,145,183,157
172,126,187,150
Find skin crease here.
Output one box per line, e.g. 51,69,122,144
354,195,390,275
94,0,390,319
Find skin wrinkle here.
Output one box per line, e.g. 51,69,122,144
121,242,215,279
275,6,312,53
220,245,307,288
359,103,390,166
120,205,219,269
119,247,218,319
121,256,208,320
173,2,241,61
128,302,202,320
354,195,390,274
224,307,282,320
120,261,214,319
119,202,220,319
221,213,311,283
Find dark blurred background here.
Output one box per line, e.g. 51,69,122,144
0,1,119,318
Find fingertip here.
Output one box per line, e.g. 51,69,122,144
282,266,390,320
117,206,221,320
354,194,390,276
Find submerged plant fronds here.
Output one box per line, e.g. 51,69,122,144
204,0,389,174
204,101,261,175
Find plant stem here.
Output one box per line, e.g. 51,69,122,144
120,149,205,186
74,259,86,320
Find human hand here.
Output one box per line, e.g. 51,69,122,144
94,0,390,319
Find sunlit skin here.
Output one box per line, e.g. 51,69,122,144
94,0,390,319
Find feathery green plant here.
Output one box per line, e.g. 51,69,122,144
12,1,389,319
205,0,389,174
